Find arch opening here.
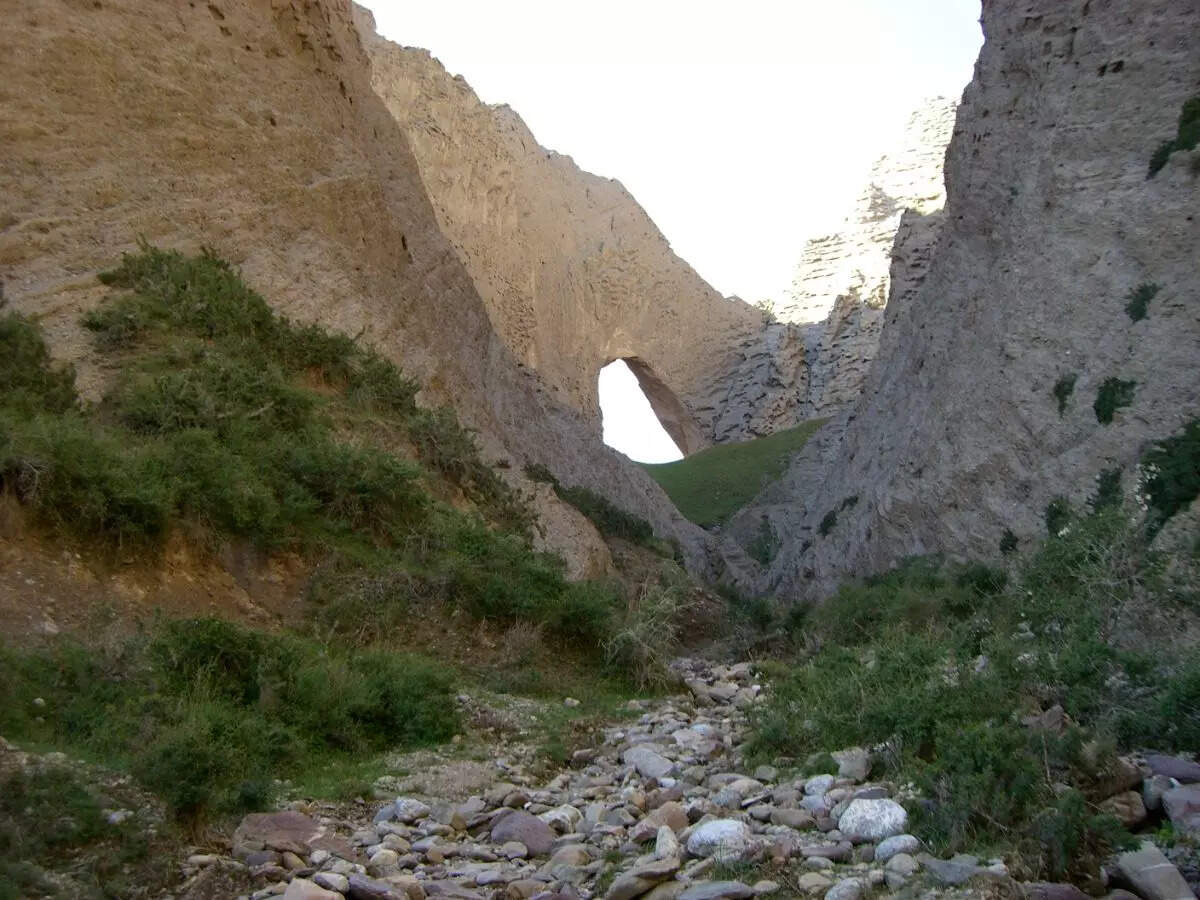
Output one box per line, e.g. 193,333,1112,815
598,359,684,463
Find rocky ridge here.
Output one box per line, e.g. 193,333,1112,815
352,8,764,454
747,0,1200,595
145,660,1200,900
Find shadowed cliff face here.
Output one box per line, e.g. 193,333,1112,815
0,0,741,578
350,8,765,454
751,0,1200,598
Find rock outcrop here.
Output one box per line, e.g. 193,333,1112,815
752,0,1200,597
352,9,764,455
0,0,734,576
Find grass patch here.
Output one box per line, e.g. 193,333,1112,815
1093,377,1135,424
1141,419,1200,539
1124,282,1159,322
641,420,825,527
1052,373,1077,416
1147,95,1200,177
0,618,458,822
748,506,1197,883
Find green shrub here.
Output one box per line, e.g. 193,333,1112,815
1000,528,1019,555
1045,497,1072,535
1148,95,1200,177
747,517,778,565
1124,282,1159,322
0,311,78,415
1141,420,1200,538
818,509,837,536
1052,373,1077,416
555,483,654,545
604,569,685,689
1094,377,1136,424
1090,467,1123,512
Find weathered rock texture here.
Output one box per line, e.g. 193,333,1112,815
0,0,734,576
751,0,1200,597
709,99,955,440
352,10,763,454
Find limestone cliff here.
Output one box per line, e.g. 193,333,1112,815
0,0,733,577
755,0,1200,597
352,10,764,455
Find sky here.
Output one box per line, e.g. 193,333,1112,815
363,0,983,462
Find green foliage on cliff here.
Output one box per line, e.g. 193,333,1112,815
1147,95,1200,177
1093,377,1135,424
640,420,826,528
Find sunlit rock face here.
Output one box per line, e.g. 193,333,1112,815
749,0,1200,598
352,7,763,455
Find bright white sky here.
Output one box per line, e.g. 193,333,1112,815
363,0,983,462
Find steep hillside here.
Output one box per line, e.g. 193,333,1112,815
0,0,732,578
353,7,764,454
753,0,1200,597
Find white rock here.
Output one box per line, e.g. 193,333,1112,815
686,819,754,862
655,824,681,860
837,798,907,842
823,878,863,900
874,834,920,864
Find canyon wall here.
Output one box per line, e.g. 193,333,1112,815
753,0,1200,597
352,10,764,455
0,0,736,577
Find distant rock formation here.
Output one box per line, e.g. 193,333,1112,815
353,9,763,455
710,99,956,442
746,0,1200,597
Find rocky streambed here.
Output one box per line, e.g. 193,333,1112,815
168,660,1198,900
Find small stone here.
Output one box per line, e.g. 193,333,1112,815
883,853,918,877
564,697,581,707
394,797,432,824
678,881,755,900
501,841,529,860
606,858,681,900
281,850,306,870
796,873,832,895
1098,790,1146,827
831,748,870,783
753,766,779,783
823,878,863,900
282,880,342,900
1145,754,1200,784
837,798,907,842
769,808,814,830
751,881,779,896
805,857,834,871
804,775,835,796
655,824,681,860
625,746,675,780
491,810,557,856
685,819,754,862
313,872,350,894
874,834,920,864
917,854,980,886
1021,884,1090,900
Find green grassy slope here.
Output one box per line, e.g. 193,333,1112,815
640,420,826,527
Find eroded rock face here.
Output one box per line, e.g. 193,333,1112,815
0,0,735,577
352,9,763,454
754,0,1200,597
712,99,955,440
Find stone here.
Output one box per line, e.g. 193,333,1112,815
625,747,675,780
1162,785,1200,836
1116,842,1194,900
233,811,354,861
1099,790,1147,827
1146,754,1200,784
831,748,870,783
801,843,852,863
348,873,411,900
655,825,682,860
1144,775,1175,812
769,808,814,830
804,857,834,871
803,775,835,796
549,844,591,867
501,841,529,860
507,881,545,900
753,766,778,783
606,858,681,900
874,834,920,864
685,819,754,862
822,879,863,900
540,805,583,834
796,873,832,895
751,881,779,895
836,799,907,842
283,880,343,900
492,810,557,857
918,854,981,886
393,797,432,824
642,883,687,900
883,853,918,877
313,873,350,894
677,881,755,900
